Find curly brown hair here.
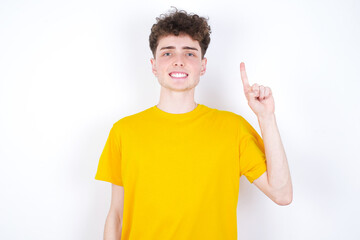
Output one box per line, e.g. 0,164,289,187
149,7,211,59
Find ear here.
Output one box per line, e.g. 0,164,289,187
150,58,157,76
200,57,207,76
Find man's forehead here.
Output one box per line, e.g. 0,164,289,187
159,46,199,51
157,34,200,50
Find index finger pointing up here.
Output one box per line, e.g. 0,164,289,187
240,62,250,91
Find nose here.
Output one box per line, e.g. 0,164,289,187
172,55,184,67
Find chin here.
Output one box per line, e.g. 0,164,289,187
158,79,199,91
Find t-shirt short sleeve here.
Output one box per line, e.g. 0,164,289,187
95,123,123,186
238,116,267,184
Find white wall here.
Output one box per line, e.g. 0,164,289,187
1,0,359,239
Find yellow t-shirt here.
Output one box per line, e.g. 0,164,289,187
95,103,267,240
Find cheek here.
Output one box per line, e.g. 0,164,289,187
155,59,168,69
188,58,202,66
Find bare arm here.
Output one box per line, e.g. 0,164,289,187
104,184,124,240
240,62,292,205
253,114,293,205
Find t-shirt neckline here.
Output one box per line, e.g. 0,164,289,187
152,103,204,120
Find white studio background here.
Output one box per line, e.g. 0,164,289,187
0,0,359,239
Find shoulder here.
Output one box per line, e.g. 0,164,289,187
112,105,154,130
208,106,247,124
207,106,258,135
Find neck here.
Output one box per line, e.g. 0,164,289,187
156,87,197,114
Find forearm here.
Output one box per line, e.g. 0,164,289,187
104,212,122,240
258,114,292,195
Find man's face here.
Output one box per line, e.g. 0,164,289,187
150,34,207,92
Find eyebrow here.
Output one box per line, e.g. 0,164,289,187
159,46,199,51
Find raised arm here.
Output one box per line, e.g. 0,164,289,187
104,184,124,239
240,62,293,206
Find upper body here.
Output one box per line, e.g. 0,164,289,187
96,103,268,239
95,7,292,240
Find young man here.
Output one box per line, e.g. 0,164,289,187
95,8,292,240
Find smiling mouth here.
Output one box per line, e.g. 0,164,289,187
169,72,188,79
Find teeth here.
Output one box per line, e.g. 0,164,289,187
170,73,187,78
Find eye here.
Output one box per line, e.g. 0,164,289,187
187,53,195,57
163,52,171,56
